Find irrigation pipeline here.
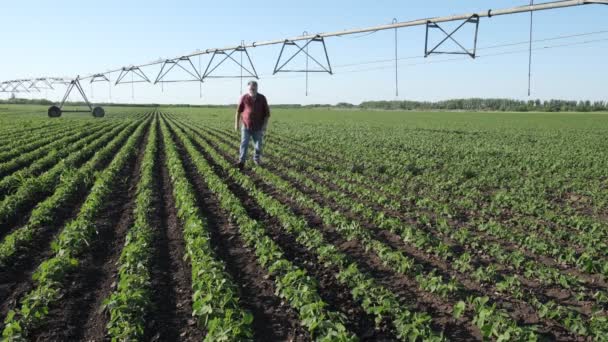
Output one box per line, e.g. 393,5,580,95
7,0,607,84
80,0,607,79
246,33,608,81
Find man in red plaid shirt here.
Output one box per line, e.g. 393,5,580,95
235,80,270,169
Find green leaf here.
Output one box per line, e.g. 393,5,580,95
452,301,466,319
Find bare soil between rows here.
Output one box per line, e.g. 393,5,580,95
175,120,398,341
194,123,581,341
145,121,204,341
165,118,311,341
0,125,138,335
26,121,150,341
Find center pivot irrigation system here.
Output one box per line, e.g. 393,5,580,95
1,0,606,118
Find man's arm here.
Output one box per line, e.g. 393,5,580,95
235,96,244,131
262,97,270,132
235,110,241,131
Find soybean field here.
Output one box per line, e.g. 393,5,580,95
0,105,607,341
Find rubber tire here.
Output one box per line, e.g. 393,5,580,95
92,106,105,118
48,106,62,118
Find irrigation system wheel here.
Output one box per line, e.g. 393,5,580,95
48,105,62,118
92,106,105,118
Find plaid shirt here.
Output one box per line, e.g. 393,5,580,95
238,93,270,131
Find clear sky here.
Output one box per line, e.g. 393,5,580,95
1,0,607,105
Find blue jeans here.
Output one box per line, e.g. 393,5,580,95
239,127,264,163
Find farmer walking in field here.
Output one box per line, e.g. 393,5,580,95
235,80,270,169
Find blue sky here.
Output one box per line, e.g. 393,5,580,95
1,0,607,105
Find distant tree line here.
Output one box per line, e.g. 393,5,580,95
358,98,608,112
0,98,54,105
2,97,606,112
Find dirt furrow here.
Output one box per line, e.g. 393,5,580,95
206,125,608,289
174,124,397,341
193,124,581,340
145,122,204,341
166,121,310,341
26,124,148,341
0,190,86,323
256,160,580,339
193,129,482,340
0,125,132,329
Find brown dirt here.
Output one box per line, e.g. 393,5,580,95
236,162,480,340
203,126,604,321
0,186,87,325
177,122,397,341
266,166,584,340
0,124,130,242
194,124,581,341
145,122,204,341
26,121,149,342
263,129,608,295
165,118,310,341
0,124,136,333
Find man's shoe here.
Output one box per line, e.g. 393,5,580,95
236,161,245,170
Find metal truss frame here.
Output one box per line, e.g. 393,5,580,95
48,76,104,117
425,15,480,58
3,1,608,99
115,66,151,84
0,82,12,93
50,78,71,86
273,35,332,74
29,78,55,90
58,77,93,111
155,56,202,84
19,80,39,92
1,80,33,93
90,73,110,83
0,81,12,93
202,46,258,79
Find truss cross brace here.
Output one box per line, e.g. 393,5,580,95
29,78,55,90
202,46,258,80
48,76,104,117
59,77,93,111
115,66,151,84
425,15,480,58
0,82,11,93
273,35,332,74
90,74,110,83
155,56,202,84
7,81,32,93
50,78,71,85
1,81,17,93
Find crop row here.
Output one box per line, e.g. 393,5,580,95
261,128,608,280
159,117,254,341
202,123,606,296
171,117,548,341
0,121,137,266
256,131,608,301
0,121,117,197
178,117,605,335
103,115,159,340
0,121,90,164
0,120,70,146
0,120,137,230
2,117,150,339
164,116,357,341
166,115,446,341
